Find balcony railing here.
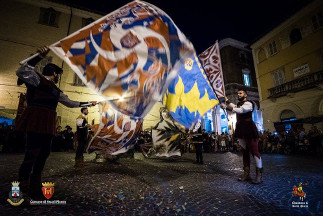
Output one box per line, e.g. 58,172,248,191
268,70,323,98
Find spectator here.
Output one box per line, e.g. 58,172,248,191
211,132,217,152
308,125,322,155
75,108,90,168
201,129,208,153
220,133,226,152
63,125,74,152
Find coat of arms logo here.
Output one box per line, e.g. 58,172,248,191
7,181,24,206
42,182,55,199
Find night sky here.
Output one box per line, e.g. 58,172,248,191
55,0,314,54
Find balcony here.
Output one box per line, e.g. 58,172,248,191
268,70,323,98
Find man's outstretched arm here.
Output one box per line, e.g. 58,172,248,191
59,93,97,108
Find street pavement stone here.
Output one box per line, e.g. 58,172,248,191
0,151,322,215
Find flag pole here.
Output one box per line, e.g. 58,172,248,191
197,56,229,121
19,53,40,65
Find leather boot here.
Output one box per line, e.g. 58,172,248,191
28,174,43,200
74,157,84,168
238,166,251,181
252,167,263,184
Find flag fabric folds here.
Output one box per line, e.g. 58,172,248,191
50,0,194,118
87,102,142,156
151,107,183,157
198,41,225,98
163,54,219,128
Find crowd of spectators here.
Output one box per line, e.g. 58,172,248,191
189,125,322,156
52,125,75,152
1,122,322,156
258,126,322,155
0,123,81,153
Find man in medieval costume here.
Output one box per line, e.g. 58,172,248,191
16,46,97,199
220,90,263,184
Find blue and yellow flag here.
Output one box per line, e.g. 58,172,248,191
164,54,219,128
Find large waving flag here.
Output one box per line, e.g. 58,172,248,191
87,102,142,156
50,1,194,118
198,41,225,98
163,54,219,128
151,107,183,157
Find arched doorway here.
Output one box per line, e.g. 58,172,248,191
280,110,296,121
274,109,302,134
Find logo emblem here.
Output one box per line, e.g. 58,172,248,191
42,182,55,199
184,58,194,71
293,182,307,201
7,181,24,206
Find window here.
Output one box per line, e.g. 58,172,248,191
272,69,285,86
269,41,277,55
312,11,323,30
239,51,247,64
38,7,60,27
243,74,250,86
73,74,85,86
280,110,296,121
242,68,251,86
289,28,302,45
257,48,267,62
82,17,95,27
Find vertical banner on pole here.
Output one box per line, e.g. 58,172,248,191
198,41,225,99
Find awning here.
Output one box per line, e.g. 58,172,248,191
274,115,323,126
0,109,17,119
302,116,323,124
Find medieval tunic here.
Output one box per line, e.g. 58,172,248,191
76,113,89,140
230,100,259,139
16,55,89,185
15,60,85,136
75,113,89,159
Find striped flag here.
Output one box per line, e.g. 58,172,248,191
87,102,142,156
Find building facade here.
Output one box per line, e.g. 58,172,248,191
201,38,263,134
0,0,103,130
250,0,323,133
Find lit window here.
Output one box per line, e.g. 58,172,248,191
38,7,60,27
269,41,277,55
243,74,250,86
242,68,251,86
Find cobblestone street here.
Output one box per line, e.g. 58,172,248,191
1,152,322,215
